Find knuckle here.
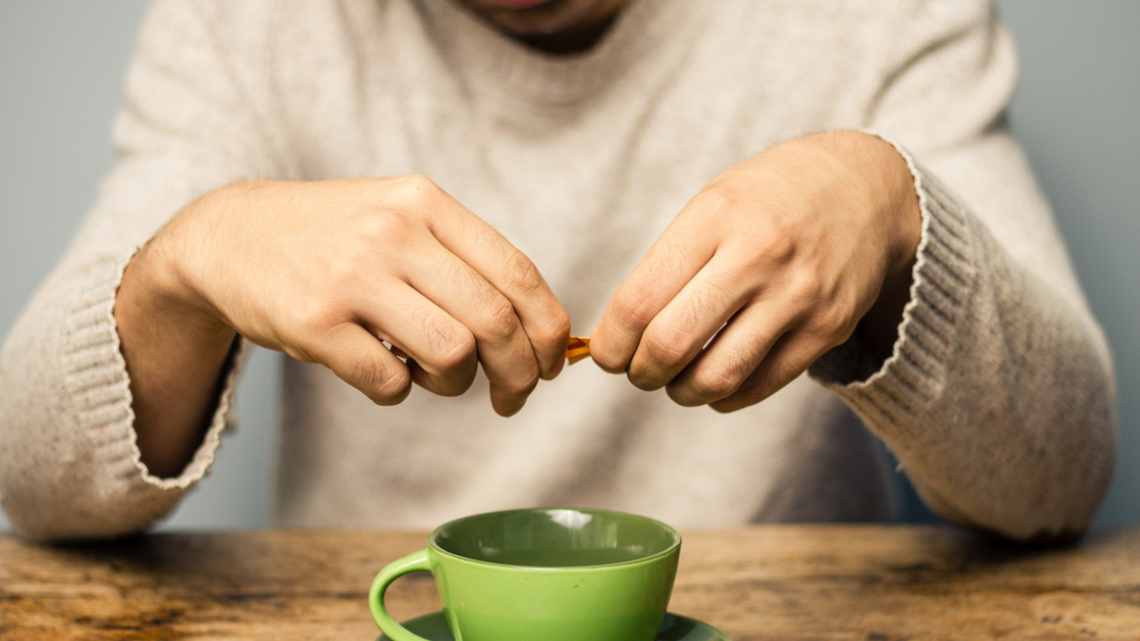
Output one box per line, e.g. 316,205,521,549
420,315,476,368
391,173,440,206
359,360,410,404
359,208,407,239
786,272,824,306
612,282,658,331
372,374,412,405
641,328,690,368
678,287,730,332
589,340,628,374
530,307,572,359
724,348,760,386
290,296,344,336
502,251,543,296
547,306,573,340
434,331,478,373
477,297,521,343
544,309,573,350
813,305,855,341
688,368,740,402
754,230,796,265
694,182,740,215
501,364,540,397
324,255,359,288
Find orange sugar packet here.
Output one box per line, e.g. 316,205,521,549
566,336,591,365
390,337,592,366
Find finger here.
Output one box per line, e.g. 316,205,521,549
425,186,570,379
352,279,479,398
401,240,544,416
665,300,799,406
626,254,756,391
708,329,829,413
589,201,718,373
307,323,412,405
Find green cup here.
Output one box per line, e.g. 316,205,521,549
369,508,682,641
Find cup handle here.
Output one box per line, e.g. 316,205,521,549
369,549,434,641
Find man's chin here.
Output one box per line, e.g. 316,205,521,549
460,0,618,39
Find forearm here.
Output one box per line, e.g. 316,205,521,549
0,189,247,540
812,164,1116,540
0,249,239,540
115,234,237,478
916,208,1113,537
0,0,293,540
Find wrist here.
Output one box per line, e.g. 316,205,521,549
837,131,923,361
115,235,236,478
119,239,235,346
804,131,922,276
858,132,922,280
150,180,274,337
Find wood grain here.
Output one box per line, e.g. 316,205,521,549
1,526,1138,640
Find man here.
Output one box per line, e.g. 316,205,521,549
0,0,1115,541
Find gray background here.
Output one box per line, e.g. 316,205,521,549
1,1,1137,532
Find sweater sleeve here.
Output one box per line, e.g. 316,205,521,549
809,0,1116,540
0,0,285,540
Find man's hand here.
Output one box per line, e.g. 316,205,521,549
119,176,569,475
171,176,570,413
589,131,922,412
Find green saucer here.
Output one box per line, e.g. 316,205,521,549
377,611,732,641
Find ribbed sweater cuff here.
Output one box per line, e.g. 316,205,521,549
66,248,241,500
809,144,977,438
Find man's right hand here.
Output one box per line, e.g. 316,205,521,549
117,177,570,476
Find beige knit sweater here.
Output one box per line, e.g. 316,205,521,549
0,0,1116,541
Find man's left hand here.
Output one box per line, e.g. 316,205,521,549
590,131,922,411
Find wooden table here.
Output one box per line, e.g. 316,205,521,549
1,526,1138,640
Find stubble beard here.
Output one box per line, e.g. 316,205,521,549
458,0,622,39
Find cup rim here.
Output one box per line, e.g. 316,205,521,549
427,507,682,570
